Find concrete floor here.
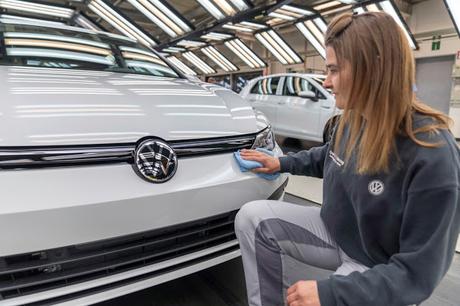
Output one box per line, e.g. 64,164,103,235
96,139,460,306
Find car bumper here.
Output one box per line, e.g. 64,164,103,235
0,146,287,305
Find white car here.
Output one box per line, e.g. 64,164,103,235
0,17,287,305
240,73,340,143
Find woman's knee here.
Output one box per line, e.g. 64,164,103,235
235,200,271,233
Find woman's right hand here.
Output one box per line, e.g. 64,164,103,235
240,149,281,174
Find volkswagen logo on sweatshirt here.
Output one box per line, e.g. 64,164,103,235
133,139,177,183
368,180,384,196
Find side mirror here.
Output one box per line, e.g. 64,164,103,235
298,90,318,101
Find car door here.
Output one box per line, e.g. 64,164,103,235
245,76,281,127
276,76,324,141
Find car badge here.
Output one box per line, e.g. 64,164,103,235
133,139,178,183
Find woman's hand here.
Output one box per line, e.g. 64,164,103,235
286,281,321,306
239,149,281,174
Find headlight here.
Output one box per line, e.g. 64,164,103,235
251,126,275,150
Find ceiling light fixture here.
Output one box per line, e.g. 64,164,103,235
0,0,74,19
224,38,266,68
255,30,302,65
201,46,238,71
88,0,157,47
167,56,197,75
183,51,216,74
127,0,191,38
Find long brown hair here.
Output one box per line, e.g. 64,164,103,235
325,12,452,174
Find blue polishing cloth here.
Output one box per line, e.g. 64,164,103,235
233,148,280,181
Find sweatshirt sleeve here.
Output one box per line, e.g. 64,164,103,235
317,136,460,306
278,143,329,178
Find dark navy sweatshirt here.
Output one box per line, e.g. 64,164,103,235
279,116,460,306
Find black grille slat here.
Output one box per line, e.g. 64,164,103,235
0,231,235,292
0,211,238,300
0,220,234,276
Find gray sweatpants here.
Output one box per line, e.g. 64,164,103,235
235,200,369,306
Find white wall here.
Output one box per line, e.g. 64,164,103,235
410,0,460,59
408,0,454,34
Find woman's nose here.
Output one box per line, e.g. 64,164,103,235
323,77,332,89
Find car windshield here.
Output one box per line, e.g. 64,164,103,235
0,21,180,78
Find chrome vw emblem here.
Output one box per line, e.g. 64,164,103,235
133,139,178,183
368,180,384,196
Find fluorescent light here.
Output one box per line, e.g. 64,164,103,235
88,0,157,47
196,0,248,20
296,21,326,59
201,32,233,41
150,0,191,32
365,1,417,49
223,23,254,32
255,33,287,64
239,21,266,29
313,1,341,11
0,0,74,18
224,39,266,68
313,18,327,33
366,4,379,12
321,4,352,15
255,30,302,65
268,12,295,21
214,0,236,15
196,0,225,19
162,46,186,53
74,14,102,31
268,30,301,63
0,14,66,26
268,5,313,23
183,51,216,74
445,0,460,36
306,20,325,44
177,39,206,48
127,0,191,38
201,46,238,71
167,56,197,75
230,0,249,10
353,6,365,14
280,5,313,16
338,0,356,3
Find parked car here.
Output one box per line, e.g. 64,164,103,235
240,73,340,143
0,17,288,305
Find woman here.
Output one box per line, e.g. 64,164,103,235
235,12,460,306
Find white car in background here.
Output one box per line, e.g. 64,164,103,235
240,73,340,143
0,17,288,305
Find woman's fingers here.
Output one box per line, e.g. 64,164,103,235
239,150,280,173
240,152,268,162
251,167,270,173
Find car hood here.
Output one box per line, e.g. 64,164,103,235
0,66,267,146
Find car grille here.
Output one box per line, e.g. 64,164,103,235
0,133,257,170
0,210,238,301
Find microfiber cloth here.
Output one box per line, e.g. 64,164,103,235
233,148,280,181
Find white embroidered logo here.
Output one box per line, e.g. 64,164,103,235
368,180,384,196
329,151,344,167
